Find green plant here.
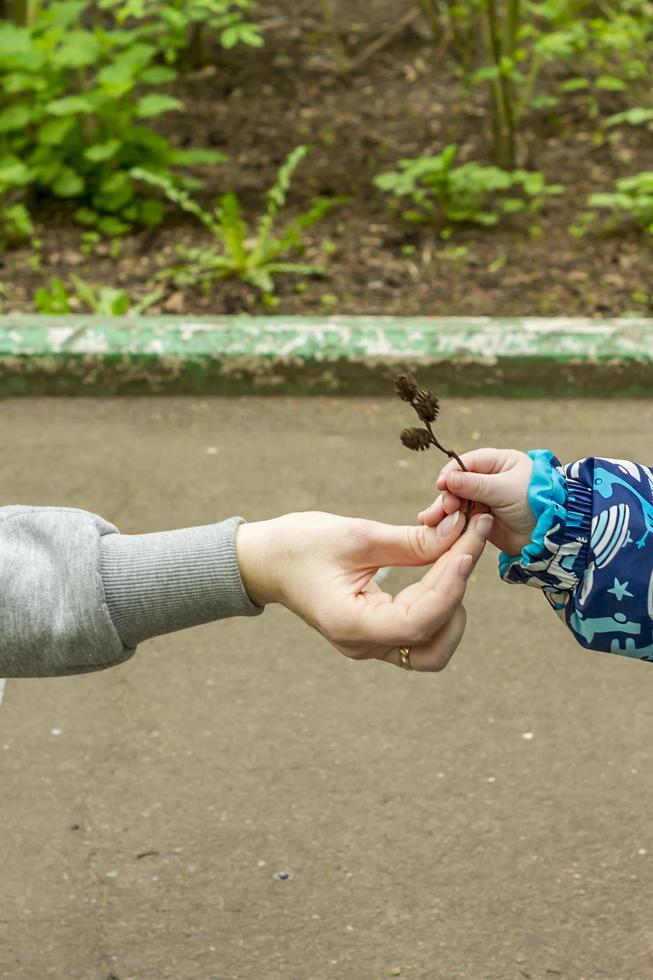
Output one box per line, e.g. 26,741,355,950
375,144,563,235
1,201,35,246
605,106,653,132
587,172,653,237
100,0,262,67
132,146,340,295
34,274,164,314
422,1,653,167
0,0,224,235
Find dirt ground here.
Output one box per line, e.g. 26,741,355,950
2,394,653,979
5,0,653,317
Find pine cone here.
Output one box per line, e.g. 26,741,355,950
400,427,432,451
413,388,439,423
394,372,419,402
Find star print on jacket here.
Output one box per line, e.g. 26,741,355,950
499,452,653,662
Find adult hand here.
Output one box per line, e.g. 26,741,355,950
236,509,492,671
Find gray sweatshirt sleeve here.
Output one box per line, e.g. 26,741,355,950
0,505,264,678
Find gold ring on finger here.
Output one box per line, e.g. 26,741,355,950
399,646,412,670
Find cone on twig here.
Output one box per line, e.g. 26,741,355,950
413,388,439,423
394,373,419,402
392,372,472,531
400,427,432,451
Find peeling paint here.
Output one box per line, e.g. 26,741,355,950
0,315,652,397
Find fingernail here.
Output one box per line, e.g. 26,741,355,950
473,514,494,542
437,510,462,537
459,554,473,578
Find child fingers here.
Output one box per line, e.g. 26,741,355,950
440,469,502,509
417,494,446,526
416,514,491,593
418,491,462,525
435,448,508,490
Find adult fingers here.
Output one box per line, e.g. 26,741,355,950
337,547,477,649
383,513,492,611
380,604,467,672
358,510,466,569
411,513,492,595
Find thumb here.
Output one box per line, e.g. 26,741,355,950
444,469,503,508
360,511,465,568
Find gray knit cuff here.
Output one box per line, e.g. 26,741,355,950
99,516,264,650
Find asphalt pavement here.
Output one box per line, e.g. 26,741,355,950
2,395,653,980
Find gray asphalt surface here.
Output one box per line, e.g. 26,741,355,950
2,396,653,980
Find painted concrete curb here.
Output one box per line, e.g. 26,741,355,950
1,315,652,396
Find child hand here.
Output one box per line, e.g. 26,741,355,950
417,448,536,557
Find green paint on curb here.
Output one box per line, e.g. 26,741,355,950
0,315,652,396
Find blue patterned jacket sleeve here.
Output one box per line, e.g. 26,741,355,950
498,450,653,663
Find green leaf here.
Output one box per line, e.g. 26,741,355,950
588,192,629,208
38,116,75,146
500,198,526,213
51,31,100,68
94,170,133,211
471,65,500,84
122,125,169,155
97,61,136,90
96,215,130,236
2,203,33,244
135,94,182,118
103,290,131,315
84,139,121,162
237,25,264,48
139,65,177,85
168,147,226,166
139,198,164,227
606,107,653,128
3,71,46,94
596,75,628,91
220,26,243,48
0,23,31,57
244,267,274,292
529,94,559,110
52,167,84,197
0,104,31,132
74,207,98,226
46,95,95,116
559,77,589,93
34,277,71,314
217,191,248,264
98,43,156,90
0,155,31,187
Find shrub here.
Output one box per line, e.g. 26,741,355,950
0,0,262,234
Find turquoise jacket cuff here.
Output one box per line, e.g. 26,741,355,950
498,449,568,578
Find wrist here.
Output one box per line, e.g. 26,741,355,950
236,519,280,607
499,449,567,580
